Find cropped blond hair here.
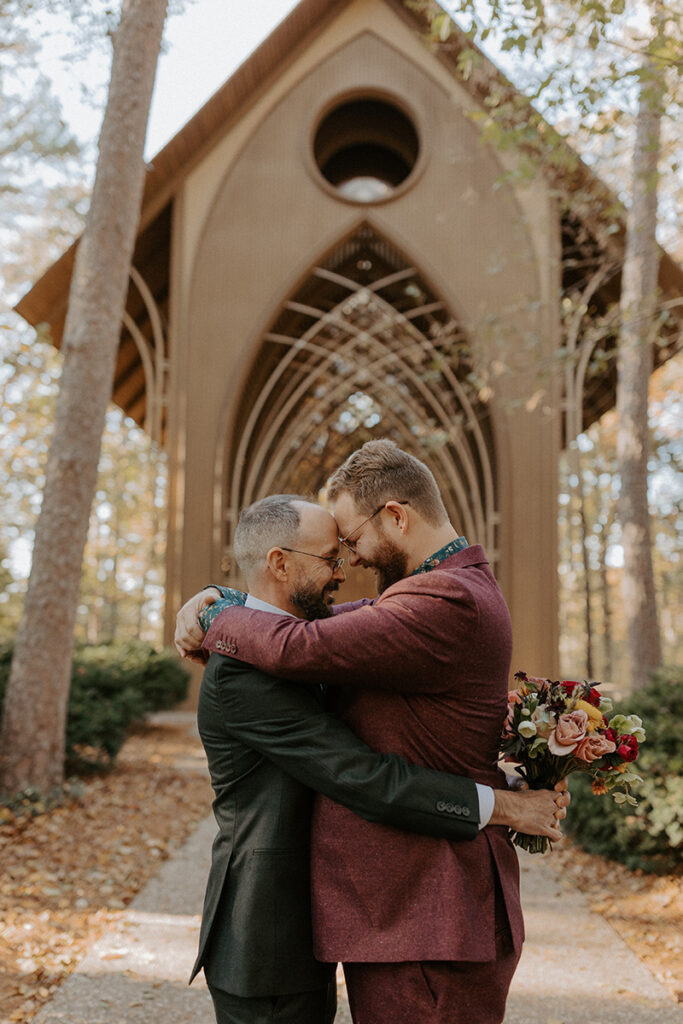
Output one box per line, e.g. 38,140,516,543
327,439,447,526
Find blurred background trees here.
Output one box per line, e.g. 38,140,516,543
559,354,682,687
0,0,680,694
0,0,169,794
0,1,167,652
420,0,682,689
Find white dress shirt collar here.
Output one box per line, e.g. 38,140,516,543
245,593,296,617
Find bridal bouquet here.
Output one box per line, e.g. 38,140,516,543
500,671,646,854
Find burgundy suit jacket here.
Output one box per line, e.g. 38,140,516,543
203,545,523,963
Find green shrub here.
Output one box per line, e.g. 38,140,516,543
0,641,189,773
567,667,683,874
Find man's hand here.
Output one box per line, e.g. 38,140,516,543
490,780,570,842
174,588,220,662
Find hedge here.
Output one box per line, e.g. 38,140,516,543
567,667,683,874
0,641,189,773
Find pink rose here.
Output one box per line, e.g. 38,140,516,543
548,709,588,756
525,675,549,688
574,732,617,763
503,690,523,736
530,706,554,739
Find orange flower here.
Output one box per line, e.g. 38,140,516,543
591,780,608,796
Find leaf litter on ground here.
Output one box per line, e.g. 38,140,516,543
0,719,212,1023
0,718,680,1023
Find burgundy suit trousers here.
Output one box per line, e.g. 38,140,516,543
344,932,518,1024
343,883,520,1024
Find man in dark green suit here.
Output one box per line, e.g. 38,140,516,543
189,494,564,1024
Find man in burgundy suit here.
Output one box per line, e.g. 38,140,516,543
176,440,566,1023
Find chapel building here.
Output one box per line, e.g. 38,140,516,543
18,0,682,701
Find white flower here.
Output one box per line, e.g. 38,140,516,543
627,715,646,742
518,720,538,739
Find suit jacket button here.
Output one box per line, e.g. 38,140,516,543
462,807,471,816
454,804,462,815
230,644,237,654
445,802,455,813
436,800,446,812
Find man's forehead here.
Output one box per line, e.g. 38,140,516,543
296,502,338,541
329,493,360,533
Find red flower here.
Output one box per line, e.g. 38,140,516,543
605,727,618,744
617,735,639,762
586,687,602,708
561,680,602,707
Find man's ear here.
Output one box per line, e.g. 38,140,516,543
265,547,289,581
384,500,409,534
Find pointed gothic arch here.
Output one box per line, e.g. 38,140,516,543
220,224,499,581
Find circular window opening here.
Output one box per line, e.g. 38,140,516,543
314,98,419,202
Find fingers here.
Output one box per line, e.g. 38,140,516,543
545,785,570,835
553,787,571,823
175,643,206,664
174,626,204,657
539,792,564,841
543,822,564,842
176,619,205,649
174,590,214,658
533,790,566,841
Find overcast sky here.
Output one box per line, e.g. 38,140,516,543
45,0,301,158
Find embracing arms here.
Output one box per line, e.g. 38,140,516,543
177,580,486,694
203,652,481,840
180,590,569,840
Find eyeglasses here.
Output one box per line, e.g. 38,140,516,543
339,501,409,554
280,548,345,571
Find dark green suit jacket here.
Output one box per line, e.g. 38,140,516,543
191,651,479,997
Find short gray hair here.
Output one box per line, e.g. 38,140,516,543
233,494,310,578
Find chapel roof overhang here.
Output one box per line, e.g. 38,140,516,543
14,0,683,442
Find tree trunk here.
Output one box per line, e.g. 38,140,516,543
0,0,168,794
616,54,664,691
569,446,593,678
597,509,613,682
578,473,593,680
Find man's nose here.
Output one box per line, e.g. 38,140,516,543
347,550,362,568
334,562,346,582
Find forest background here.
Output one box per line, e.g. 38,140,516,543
0,0,681,689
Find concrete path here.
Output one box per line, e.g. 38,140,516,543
504,853,682,1024
33,717,681,1024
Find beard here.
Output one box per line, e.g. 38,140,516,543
291,580,339,621
372,538,409,594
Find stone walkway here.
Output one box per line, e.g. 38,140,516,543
33,716,681,1024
